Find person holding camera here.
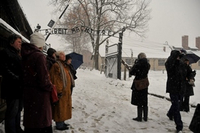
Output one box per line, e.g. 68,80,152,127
129,53,150,122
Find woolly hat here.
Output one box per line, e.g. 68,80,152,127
47,48,56,56
138,52,146,59
30,32,45,48
65,54,72,61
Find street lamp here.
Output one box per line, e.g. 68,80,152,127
164,41,173,50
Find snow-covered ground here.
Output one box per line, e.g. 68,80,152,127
0,69,199,133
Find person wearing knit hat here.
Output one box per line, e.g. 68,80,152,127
30,32,45,50
21,32,54,133
46,48,57,71
47,48,56,57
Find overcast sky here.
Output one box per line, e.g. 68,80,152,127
18,0,200,52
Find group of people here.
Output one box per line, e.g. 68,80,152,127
129,50,196,133
0,32,76,133
0,32,197,133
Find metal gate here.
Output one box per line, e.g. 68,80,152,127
105,43,122,79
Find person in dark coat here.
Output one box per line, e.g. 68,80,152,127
46,48,56,71
65,54,77,95
180,58,196,112
165,50,186,133
129,53,150,122
0,34,24,133
21,32,54,133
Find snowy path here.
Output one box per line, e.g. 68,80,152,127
66,69,194,133
0,69,196,133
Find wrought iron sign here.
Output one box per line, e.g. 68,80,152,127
41,26,115,36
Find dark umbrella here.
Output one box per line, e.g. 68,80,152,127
181,49,200,64
66,52,83,70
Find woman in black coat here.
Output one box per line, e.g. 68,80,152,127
65,55,77,95
181,58,195,112
129,53,150,122
46,48,56,71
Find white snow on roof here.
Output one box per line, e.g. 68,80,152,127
99,33,172,58
0,18,30,43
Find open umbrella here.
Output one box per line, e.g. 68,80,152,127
181,49,200,64
66,52,83,70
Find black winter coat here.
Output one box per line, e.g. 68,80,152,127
46,55,56,71
185,65,194,96
165,50,186,95
68,64,77,80
21,43,53,128
129,58,150,106
0,45,23,100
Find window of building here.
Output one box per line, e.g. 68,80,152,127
158,59,165,66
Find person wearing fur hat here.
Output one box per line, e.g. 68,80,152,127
129,52,150,122
46,48,57,71
21,32,54,133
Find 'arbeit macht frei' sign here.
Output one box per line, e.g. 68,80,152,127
42,26,115,36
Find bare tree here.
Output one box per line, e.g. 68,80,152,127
51,0,151,70
62,32,91,53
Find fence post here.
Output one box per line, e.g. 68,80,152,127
117,28,125,80
124,66,126,80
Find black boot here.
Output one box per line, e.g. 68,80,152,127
143,106,148,121
133,106,142,122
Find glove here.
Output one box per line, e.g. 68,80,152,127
193,70,196,76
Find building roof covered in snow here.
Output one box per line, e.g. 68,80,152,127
0,0,33,41
99,35,172,59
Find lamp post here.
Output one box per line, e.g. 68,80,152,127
164,41,173,50
130,48,133,64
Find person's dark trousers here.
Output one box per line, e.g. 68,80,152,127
143,106,148,121
168,93,183,131
182,96,190,112
133,106,142,121
5,99,23,133
24,126,52,133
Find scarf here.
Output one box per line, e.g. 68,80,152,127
57,61,67,90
